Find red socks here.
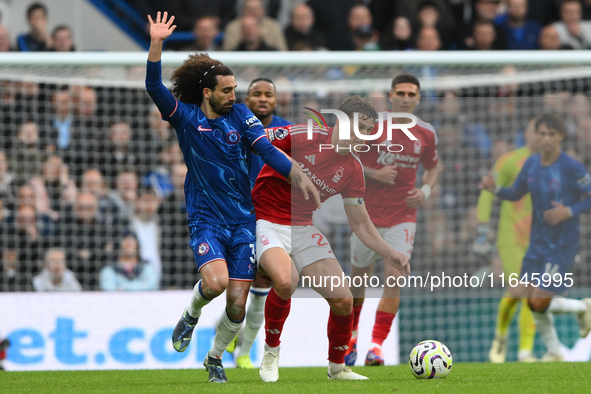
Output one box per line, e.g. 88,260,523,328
264,288,291,347
371,310,395,346
352,305,362,332
327,310,354,363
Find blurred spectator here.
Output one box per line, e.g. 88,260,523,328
539,24,574,49
346,4,379,51
50,25,75,52
99,233,158,291
494,0,541,50
159,163,196,289
9,120,45,186
17,2,52,51
33,247,82,291
415,26,442,50
15,185,55,235
553,0,591,49
223,0,288,51
525,0,560,26
180,16,223,51
369,0,402,35
413,0,457,49
234,0,301,28
284,3,326,50
9,205,50,275
101,120,140,182
380,16,413,50
463,20,504,50
0,24,12,51
236,15,279,51
0,151,16,211
1,241,33,292
307,0,356,50
80,168,121,225
41,90,74,152
29,155,77,220
59,192,124,289
109,171,139,220
131,188,162,285
142,143,179,200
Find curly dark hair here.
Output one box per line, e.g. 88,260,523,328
170,53,233,106
338,95,377,121
536,113,566,136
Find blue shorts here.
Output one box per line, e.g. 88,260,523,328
520,245,578,294
189,220,256,281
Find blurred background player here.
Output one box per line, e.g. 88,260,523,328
145,12,318,383
226,77,291,369
253,96,409,382
480,113,591,361
474,116,540,363
346,74,439,366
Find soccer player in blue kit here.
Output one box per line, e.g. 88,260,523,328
481,113,591,361
145,12,319,382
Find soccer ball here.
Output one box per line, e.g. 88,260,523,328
408,340,453,379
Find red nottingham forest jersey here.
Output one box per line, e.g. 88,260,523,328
360,115,438,228
252,124,365,226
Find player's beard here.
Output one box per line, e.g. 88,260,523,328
210,95,234,116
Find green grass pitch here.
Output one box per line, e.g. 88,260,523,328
2,363,590,393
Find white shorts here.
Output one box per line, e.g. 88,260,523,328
350,222,416,268
256,219,335,273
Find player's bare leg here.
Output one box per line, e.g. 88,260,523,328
528,288,591,361
232,273,272,368
258,247,298,382
365,261,403,366
346,262,374,365
301,258,368,380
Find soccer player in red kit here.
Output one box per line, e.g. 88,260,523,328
253,96,409,382
345,74,439,366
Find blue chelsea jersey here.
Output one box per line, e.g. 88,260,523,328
499,152,591,256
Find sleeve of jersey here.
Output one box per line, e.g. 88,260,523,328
252,136,292,178
569,162,591,216
342,163,366,200
145,61,179,122
421,131,439,169
497,160,529,201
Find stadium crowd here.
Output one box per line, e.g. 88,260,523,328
3,1,591,52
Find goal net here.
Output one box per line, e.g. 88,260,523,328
0,51,590,365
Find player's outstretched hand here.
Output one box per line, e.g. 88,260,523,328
372,165,398,185
404,187,426,209
479,172,496,193
384,249,410,277
148,11,177,42
543,201,572,225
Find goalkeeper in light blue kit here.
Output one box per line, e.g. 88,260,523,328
145,12,319,383
481,113,591,361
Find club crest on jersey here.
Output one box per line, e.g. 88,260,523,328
198,243,209,255
274,128,288,140
333,167,344,183
226,130,241,145
414,139,422,154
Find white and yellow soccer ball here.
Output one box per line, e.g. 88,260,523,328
409,340,453,379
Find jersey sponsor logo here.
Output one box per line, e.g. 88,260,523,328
376,151,421,167
245,116,262,129
274,128,288,140
299,162,336,196
198,125,212,131
198,243,209,255
577,173,591,188
333,167,344,183
226,130,241,145
305,154,316,165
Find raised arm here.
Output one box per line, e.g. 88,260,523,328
480,160,529,202
344,203,410,276
147,11,176,62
